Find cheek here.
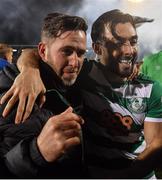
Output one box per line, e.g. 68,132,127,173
79,58,84,68
134,48,138,55
53,54,67,73
112,50,119,58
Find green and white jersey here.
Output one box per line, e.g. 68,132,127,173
79,60,162,166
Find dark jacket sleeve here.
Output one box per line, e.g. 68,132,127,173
0,102,53,178
0,65,84,178
5,137,49,178
0,64,55,177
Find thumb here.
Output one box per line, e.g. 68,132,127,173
62,106,73,114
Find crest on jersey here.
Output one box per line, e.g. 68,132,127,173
127,97,146,114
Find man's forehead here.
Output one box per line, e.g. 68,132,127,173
104,23,137,41
104,24,114,40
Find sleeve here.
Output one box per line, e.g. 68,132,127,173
145,81,162,122
0,103,54,178
5,138,49,178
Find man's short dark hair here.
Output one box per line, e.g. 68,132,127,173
91,9,136,44
41,12,88,40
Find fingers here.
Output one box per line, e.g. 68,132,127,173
60,126,82,151
37,109,84,161
62,106,73,113
2,90,18,118
59,107,84,125
39,94,46,108
15,95,27,124
59,120,81,131
22,94,37,123
0,87,14,105
1,67,46,124
64,128,81,138
65,137,81,148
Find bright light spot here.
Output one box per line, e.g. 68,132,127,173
127,0,144,2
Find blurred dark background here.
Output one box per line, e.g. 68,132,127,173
0,0,162,60
0,0,83,45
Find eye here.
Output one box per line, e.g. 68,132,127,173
62,48,73,56
130,39,138,46
77,50,86,58
115,41,124,47
115,39,138,47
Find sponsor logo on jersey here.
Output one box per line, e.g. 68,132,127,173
127,97,146,114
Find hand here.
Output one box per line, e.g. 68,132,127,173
128,62,143,80
0,68,46,124
37,107,84,162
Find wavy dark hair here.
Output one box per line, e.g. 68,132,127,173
91,9,136,44
41,12,88,40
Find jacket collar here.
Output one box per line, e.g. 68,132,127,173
39,60,67,94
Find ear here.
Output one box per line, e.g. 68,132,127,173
92,42,102,55
38,42,47,62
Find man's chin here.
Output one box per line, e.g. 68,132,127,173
62,78,76,86
118,66,134,78
119,71,133,78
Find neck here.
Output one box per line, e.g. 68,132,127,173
106,70,127,84
98,62,128,84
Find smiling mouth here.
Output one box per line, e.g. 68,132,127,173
119,57,133,64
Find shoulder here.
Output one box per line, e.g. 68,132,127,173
132,73,161,96
0,64,19,92
143,51,162,63
80,59,94,75
136,73,162,97
76,59,96,86
135,73,155,84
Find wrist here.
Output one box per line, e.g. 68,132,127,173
20,66,40,74
30,138,49,166
17,48,40,71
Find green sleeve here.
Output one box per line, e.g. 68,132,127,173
147,81,162,118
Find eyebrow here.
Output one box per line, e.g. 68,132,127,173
61,46,86,53
115,35,138,42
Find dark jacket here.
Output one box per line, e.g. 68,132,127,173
0,61,85,178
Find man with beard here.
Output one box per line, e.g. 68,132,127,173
0,12,87,178
1,9,162,178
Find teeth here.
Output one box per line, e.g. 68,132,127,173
120,57,133,64
120,60,132,64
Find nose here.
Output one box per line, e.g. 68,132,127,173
68,52,79,67
121,41,134,56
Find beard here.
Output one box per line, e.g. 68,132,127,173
108,52,137,78
61,65,80,86
61,76,77,86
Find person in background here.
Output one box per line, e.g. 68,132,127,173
0,43,13,70
0,12,87,178
141,50,162,85
1,9,162,179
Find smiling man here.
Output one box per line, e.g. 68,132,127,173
77,9,162,178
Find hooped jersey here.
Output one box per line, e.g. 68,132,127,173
78,60,162,165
